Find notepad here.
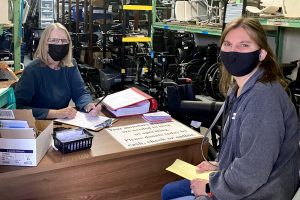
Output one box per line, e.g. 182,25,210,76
166,159,215,181
54,111,113,131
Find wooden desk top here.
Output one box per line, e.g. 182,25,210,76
0,115,203,178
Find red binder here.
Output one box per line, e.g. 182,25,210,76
102,87,158,117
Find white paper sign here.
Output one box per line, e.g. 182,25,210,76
106,121,201,149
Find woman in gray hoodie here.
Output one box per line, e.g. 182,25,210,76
161,17,300,200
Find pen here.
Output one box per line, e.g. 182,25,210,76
88,94,108,113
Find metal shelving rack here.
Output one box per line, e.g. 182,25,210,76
259,18,300,28
150,0,300,63
152,22,222,36
258,18,300,62
151,0,223,37
0,0,21,72
121,1,153,83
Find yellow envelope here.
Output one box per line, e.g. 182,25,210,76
166,159,215,181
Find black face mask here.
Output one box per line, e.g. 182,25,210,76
220,50,260,77
48,44,69,61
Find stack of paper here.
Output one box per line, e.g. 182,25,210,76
143,111,172,123
0,120,34,139
0,120,29,128
55,129,91,143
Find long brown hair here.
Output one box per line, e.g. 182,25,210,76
219,17,285,96
34,23,73,67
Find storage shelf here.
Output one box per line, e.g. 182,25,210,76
123,5,152,11
152,22,222,36
153,19,300,36
122,37,152,42
258,18,300,28
40,0,54,29
41,18,54,21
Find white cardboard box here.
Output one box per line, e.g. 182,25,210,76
0,110,53,166
0,0,10,24
175,1,198,22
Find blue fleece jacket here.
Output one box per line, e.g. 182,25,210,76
15,59,92,119
210,68,300,200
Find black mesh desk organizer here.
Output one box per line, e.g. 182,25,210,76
53,128,94,154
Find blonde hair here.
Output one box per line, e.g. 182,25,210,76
219,17,285,96
34,23,73,67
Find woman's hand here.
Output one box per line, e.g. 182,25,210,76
48,107,77,119
190,179,208,197
196,161,218,173
84,103,101,116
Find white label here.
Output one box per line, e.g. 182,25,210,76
0,149,34,166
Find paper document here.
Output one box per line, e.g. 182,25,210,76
102,87,149,110
166,159,215,181
0,109,15,119
0,120,29,128
55,111,112,131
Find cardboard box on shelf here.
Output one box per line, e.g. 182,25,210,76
91,0,105,8
0,0,10,24
94,18,113,25
93,51,111,69
0,110,53,166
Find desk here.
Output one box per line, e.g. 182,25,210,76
0,116,207,200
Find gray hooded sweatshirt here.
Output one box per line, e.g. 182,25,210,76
210,68,300,200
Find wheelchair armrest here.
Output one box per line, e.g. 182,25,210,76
180,100,223,126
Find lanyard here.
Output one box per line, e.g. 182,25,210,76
221,97,236,141
201,101,225,165
200,95,237,165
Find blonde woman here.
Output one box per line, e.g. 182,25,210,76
15,23,101,119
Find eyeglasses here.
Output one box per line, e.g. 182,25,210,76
48,38,69,44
